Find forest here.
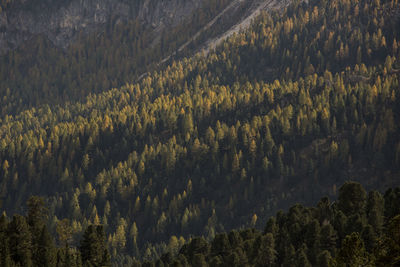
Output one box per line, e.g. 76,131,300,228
0,196,111,266
0,0,246,116
146,182,400,266
0,0,399,265
1,182,399,266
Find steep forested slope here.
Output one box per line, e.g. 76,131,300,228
0,0,399,264
2,183,399,266
149,182,400,266
0,196,111,267
0,0,251,116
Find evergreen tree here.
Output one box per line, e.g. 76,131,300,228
0,215,11,267
36,226,56,267
80,225,111,267
338,182,367,216
336,232,371,266
8,215,33,267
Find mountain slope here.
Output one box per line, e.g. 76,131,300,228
0,0,399,264
150,182,400,266
0,0,204,54
0,0,258,115
201,0,291,54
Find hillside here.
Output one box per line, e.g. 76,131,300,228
2,182,399,266
0,0,259,115
148,182,400,266
0,0,399,265
0,0,220,54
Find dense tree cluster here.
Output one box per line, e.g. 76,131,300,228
0,196,111,267
0,0,399,264
147,182,400,266
0,0,243,115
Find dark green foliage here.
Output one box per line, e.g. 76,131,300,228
338,182,367,216
152,184,400,266
317,250,333,267
384,187,400,220
27,196,49,266
319,224,337,255
295,246,312,267
377,214,400,266
211,233,230,254
337,232,370,266
366,191,384,234
0,200,110,267
361,225,377,252
0,0,399,264
8,215,33,267
254,233,276,266
0,215,12,267
0,0,240,116
181,237,209,264
27,196,47,228
36,226,56,267
80,225,110,267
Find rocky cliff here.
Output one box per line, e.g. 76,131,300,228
0,0,204,54
0,0,294,57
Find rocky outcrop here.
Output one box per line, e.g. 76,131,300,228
0,0,294,58
0,0,203,54
200,0,292,54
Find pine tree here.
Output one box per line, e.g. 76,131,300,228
36,226,56,267
378,215,400,265
295,246,311,267
27,196,49,266
255,233,276,266
338,182,367,216
336,232,370,266
0,215,11,267
80,225,110,267
366,191,384,234
8,215,33,267
56,219,73,247
319,224,337,255
317,250,333,267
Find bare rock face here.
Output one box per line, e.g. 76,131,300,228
0,0,203,54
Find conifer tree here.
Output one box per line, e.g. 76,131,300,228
36,226,56,267
80,225,111,267
336,232,370,266
8,215,33,267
